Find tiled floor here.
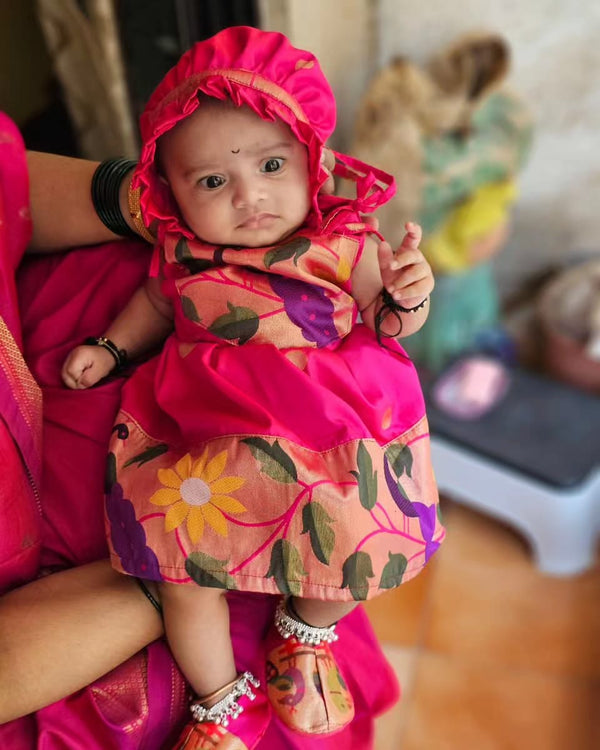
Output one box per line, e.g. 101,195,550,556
366,498,600,750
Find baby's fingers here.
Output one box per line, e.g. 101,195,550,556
377,240,395,269
399,222,422,252
61,347,108,389
62,362,87,389
386,261,435,301
377,240,398,286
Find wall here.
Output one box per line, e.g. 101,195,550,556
377,0,600,294
7,0,598,293
264,0,600,295
260,0,374,150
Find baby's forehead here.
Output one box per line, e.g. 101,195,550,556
191,97,280,128
157,99,302,172
163,100,295,148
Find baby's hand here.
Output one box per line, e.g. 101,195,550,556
62,344,116,389
378,222,434,305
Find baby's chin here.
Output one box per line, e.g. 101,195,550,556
211,226,302,249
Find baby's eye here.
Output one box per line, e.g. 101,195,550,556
200,175,225,189
262,158,284,173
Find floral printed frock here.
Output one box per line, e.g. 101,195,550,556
106,201,445,602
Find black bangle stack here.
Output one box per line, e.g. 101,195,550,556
84,336,128,372
91,158,138,238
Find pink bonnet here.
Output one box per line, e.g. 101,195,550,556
133,25,337,238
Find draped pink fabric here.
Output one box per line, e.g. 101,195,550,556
0,111,399,748
0,114,41,594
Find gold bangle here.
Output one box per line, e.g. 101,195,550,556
127,184,156,244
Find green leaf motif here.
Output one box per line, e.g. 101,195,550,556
301,502,335,565
175,237,192,262
350,441,378,510
122,443,169,468
175,237,215,274
264,237,311,269
341,550,374,601
266,539,307,596
105,452,117,493
379,552,408,589
242,437,297,483
208,302,259,344
185,552,237,590
385,443,413,479
181,295,201,323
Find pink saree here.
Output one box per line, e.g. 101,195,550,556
0,112,399,748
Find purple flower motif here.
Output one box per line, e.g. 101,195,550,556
384,456,418,517
424,539,441,562
412,502,440,562
270,276,338,347
384,456,441,563
412,502,436,540
106,482,162,580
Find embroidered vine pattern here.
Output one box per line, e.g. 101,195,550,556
107,435,438,600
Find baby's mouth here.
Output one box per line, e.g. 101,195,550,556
237,213,277,229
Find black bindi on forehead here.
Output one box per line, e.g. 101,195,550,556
231,148,240,154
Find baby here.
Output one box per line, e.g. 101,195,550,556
63,26,444,750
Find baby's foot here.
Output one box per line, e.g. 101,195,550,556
172,672,269,750
265,600,354,735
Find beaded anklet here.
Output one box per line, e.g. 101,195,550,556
274,598,338,645
189,672,260,727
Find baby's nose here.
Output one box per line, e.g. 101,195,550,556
232,178,264,209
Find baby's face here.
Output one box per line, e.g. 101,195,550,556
159,101,311,247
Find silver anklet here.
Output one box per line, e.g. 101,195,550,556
274,599,338,645
190,671,260,727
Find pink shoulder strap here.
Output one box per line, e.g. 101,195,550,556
333,151,396,213
318,151,396,237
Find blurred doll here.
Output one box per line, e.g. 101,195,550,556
350,32,533,371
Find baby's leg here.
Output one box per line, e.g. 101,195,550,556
290,597,358,627
159,582,236,702
160,583,270,748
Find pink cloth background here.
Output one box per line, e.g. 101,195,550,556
0,111,399,748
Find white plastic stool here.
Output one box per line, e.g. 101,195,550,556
431,435,600,576
423,364,600,576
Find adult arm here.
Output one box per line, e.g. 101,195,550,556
26,151,138,252
25,149,336,253
0,561,163,723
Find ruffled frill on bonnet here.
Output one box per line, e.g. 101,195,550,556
133,26,338,239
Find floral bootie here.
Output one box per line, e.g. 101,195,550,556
173,672,270,750
265,600,355,735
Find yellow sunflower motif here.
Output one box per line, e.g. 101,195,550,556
149,450,245,543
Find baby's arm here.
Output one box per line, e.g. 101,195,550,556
62,278,173,389
352,222,434,339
